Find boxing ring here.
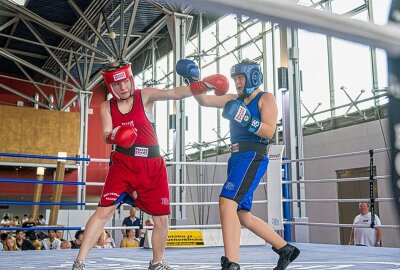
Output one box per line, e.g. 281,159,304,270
0,145,399,269
0,244,398,269
1,0,400,269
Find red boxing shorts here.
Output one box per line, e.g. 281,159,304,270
99,151,170,215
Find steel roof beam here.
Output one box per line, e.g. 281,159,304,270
122,0,140,59
3,48,46,59
0,81,51,109
0,48,76,89
67,0,117,59
22,19,82,89
15,61,56,107
40,0,110,76
86,15,168,91
0,16,17,31
0,0,108,58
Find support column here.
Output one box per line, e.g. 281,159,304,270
279,26,306,220
49,152,66,226
77,92,90,210
167,12,193,225
32,167,45,221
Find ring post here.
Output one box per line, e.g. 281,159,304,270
388,0,400,220
32,167,45,221
282,157,291,241
49,152,66,225
267,145,285,232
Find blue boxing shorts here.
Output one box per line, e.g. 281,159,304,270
220,151,269,211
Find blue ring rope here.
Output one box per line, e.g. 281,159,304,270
0,152,90,162
0,178,86,185
0,226,83,231
0,201,86,206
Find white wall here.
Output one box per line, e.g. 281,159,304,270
303,119,399,247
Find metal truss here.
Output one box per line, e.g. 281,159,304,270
0,0,172,111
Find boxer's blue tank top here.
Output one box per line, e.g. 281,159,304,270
229,92,268,144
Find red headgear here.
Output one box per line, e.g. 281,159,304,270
101,61,134,99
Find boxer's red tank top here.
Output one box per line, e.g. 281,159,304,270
110,90,158,146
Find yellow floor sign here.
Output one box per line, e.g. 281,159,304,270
166,230,205,247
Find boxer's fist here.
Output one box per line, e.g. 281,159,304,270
106,125,137,149
190,74,229,96
176,59,200,85
222,100,262,133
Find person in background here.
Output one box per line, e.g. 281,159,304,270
139,219,155,247
70,230,84,249
41,230,61,250
10,216,21,227
0,214,10,227
349,202,382,247
22,214,28,224
3,235,20,251
1,232,9,250
56,228,67,241
22,215,36,239
29,233,41,250
61,241,72,249
120,229,140,248
15,230,35,250
36,215,46,226
94,230,115,249
122,207,140,238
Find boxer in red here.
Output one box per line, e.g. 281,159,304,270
72,60,229,270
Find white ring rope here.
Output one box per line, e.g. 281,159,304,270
85,175,390,187
88,147,389,166
282,175,391,184
283,147,390,163
74,222,400,231
285,198,394,203
284,222,400,229
82,197,394,207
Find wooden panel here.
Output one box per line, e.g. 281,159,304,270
0,105,80,164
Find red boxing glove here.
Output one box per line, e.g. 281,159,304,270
106,125,137,149
189,74,229,96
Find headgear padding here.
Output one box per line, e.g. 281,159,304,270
102,61,134,100
230,62,263,96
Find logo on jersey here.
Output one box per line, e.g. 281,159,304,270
122,120,134,127
113,71,127,81
234,106,247,122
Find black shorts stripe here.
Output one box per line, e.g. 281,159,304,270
233,153,264,203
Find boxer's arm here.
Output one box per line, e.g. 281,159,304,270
194,93,237,109
256,92,278,139
100,100,113,144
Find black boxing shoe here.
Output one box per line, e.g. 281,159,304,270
221,256,240,270
272,243,300,270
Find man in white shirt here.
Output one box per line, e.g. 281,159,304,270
349,202,382,247
41,230,61,250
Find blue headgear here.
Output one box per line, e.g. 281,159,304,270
230,62,263,97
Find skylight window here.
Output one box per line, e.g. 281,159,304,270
8,0,27,6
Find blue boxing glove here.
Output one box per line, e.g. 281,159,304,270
222,100,262,133
176,59,200,85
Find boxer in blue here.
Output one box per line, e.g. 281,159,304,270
177,59,300,270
